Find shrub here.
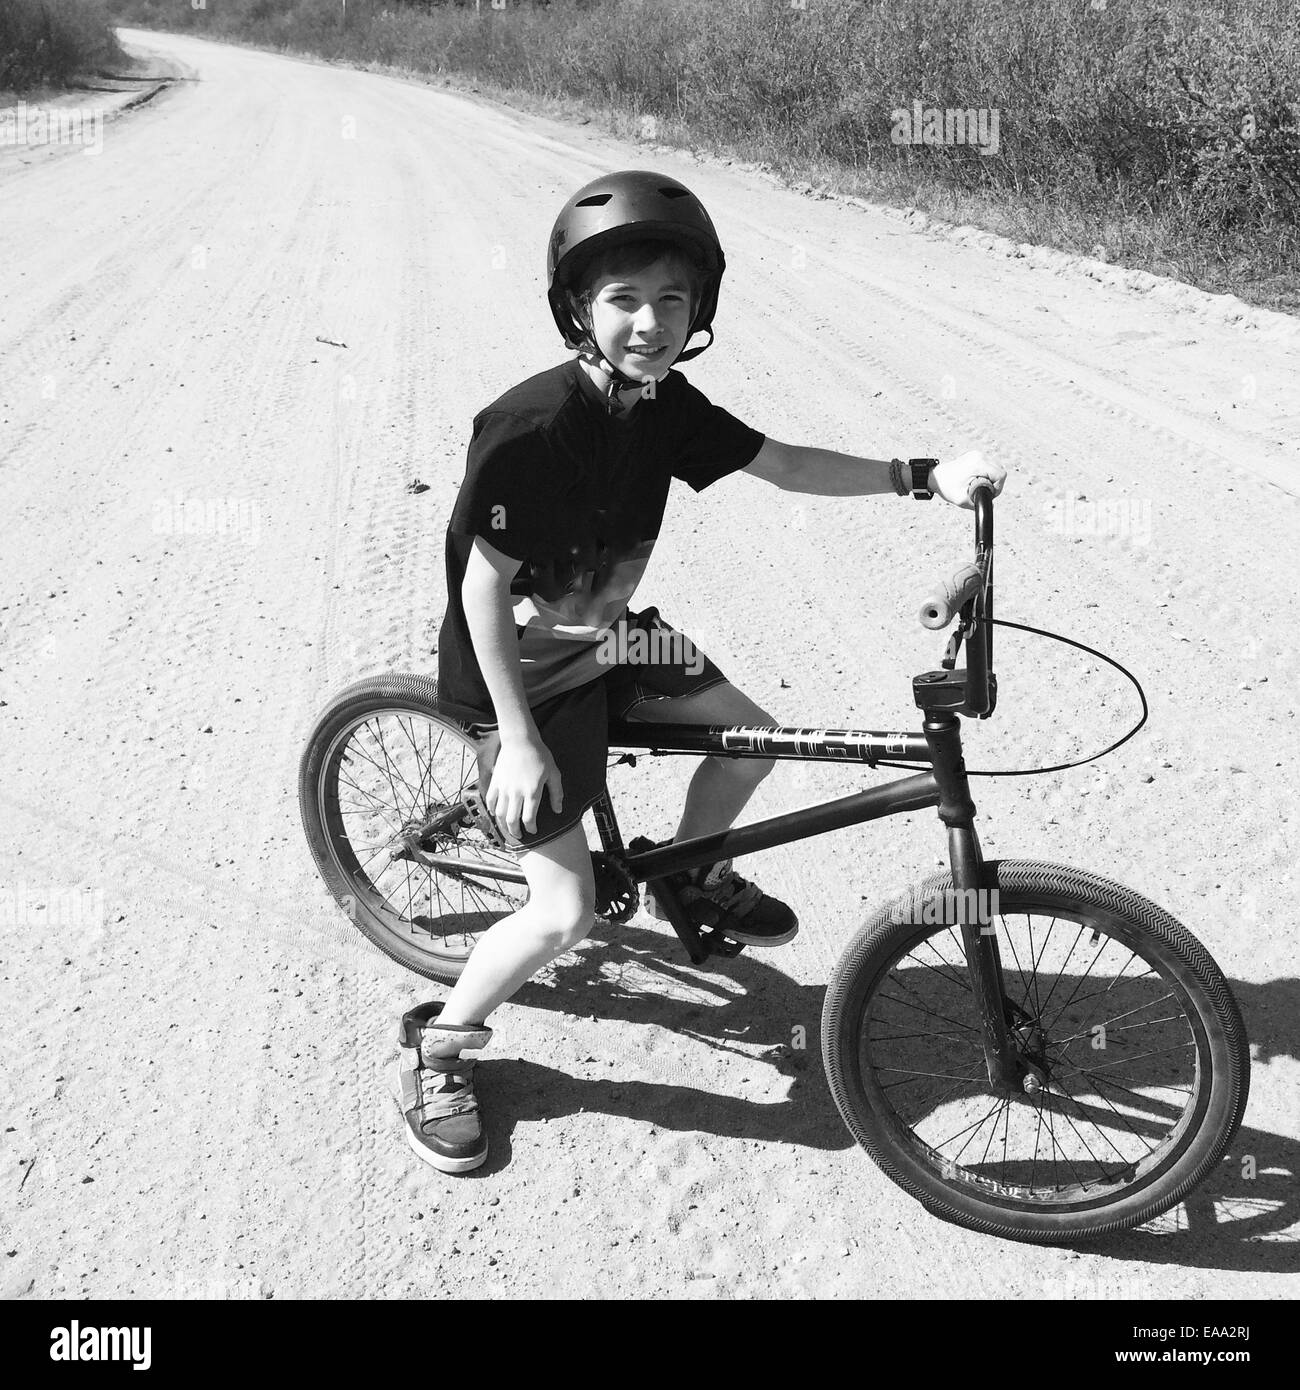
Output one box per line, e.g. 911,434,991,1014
1,0,127,89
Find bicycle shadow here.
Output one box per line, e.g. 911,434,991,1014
509,917,848,1151
488,920,1299,1265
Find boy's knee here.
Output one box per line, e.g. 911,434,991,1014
554,918,593,951
525,888,594,952
519,824,595,950
544,903,593,952
713,752,776,783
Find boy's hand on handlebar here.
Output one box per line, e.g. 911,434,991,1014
483,732,564,840
931,450,1006,509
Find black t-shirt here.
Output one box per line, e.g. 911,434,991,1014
436,357,765,722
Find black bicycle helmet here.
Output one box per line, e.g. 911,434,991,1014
546,170,725,365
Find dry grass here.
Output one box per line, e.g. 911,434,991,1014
103,0,1300,313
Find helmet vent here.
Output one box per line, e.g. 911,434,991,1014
576,194,613,207
659,187,690,199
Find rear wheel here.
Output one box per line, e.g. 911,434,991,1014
298,674,529,982
822,860,1250,1242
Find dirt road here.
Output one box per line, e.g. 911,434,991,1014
2,30,1297,1299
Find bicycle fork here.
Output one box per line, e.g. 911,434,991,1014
925,713,1023,1095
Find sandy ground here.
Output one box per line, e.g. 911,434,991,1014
2,30,1298,1301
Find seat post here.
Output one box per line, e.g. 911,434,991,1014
590,788,625,856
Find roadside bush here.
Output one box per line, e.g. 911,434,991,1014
98,0,1300,303
1,0,127,89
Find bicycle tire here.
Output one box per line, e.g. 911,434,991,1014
298,673,528,982
821,859,1250,1243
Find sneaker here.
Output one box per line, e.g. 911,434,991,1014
395,1001,492,1173
645,848,799,947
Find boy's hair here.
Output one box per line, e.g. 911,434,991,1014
567,237,707,330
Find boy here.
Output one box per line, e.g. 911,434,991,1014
397,170,1006,1172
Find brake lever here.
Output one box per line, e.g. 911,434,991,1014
941,623,964,671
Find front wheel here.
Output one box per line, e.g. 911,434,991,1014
822,860,1250,1243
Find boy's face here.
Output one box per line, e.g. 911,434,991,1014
578,254,696,382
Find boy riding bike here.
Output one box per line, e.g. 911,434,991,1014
397,169,1007,1173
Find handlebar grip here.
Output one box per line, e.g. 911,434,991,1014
919,561,983,630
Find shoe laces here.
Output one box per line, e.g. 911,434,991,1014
691,860,763,913
420,1056,479,1121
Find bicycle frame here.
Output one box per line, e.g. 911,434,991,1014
600,720,942,887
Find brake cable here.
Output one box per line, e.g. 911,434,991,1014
873,614,1149,778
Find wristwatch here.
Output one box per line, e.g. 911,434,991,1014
909,458,937,500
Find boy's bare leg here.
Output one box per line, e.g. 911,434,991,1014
625,682,776,842
435,822,595,1027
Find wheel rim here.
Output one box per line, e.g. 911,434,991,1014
317,707,527,964
857,904,1212,1213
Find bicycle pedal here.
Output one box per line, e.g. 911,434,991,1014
697,926,746,959
461,787,507,848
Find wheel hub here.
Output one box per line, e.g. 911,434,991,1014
1009,1014,1053,1091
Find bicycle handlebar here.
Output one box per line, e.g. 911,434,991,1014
919,561,983,630
917,483,995,630
911,484,996,717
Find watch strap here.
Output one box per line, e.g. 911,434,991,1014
909,458,937,499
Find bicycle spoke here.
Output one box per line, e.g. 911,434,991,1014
927,1093,1011,1158
998,917,1044,1026
1042,1070,1148,1170
869,1028,973,1043
1052,1039,1196,1078
911,937,972,994
1048,991,1177,1044
1030,916,1083,1023
356,722,417,816
877,1066,991,1087
876,985,983,1039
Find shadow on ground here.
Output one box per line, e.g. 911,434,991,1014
475,920,1300,1268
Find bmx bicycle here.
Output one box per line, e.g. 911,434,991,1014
299,486,1249,1243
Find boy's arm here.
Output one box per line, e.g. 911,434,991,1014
745,438,1005,507
462,536,564,837
744,438,897,496
461,536,538,742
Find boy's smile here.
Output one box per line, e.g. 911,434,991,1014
578,254,696,395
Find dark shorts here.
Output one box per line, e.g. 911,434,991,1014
459,606,728,852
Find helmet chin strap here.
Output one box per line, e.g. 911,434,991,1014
575,340,651,414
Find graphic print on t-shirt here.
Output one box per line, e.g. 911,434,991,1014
513,538,655,641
